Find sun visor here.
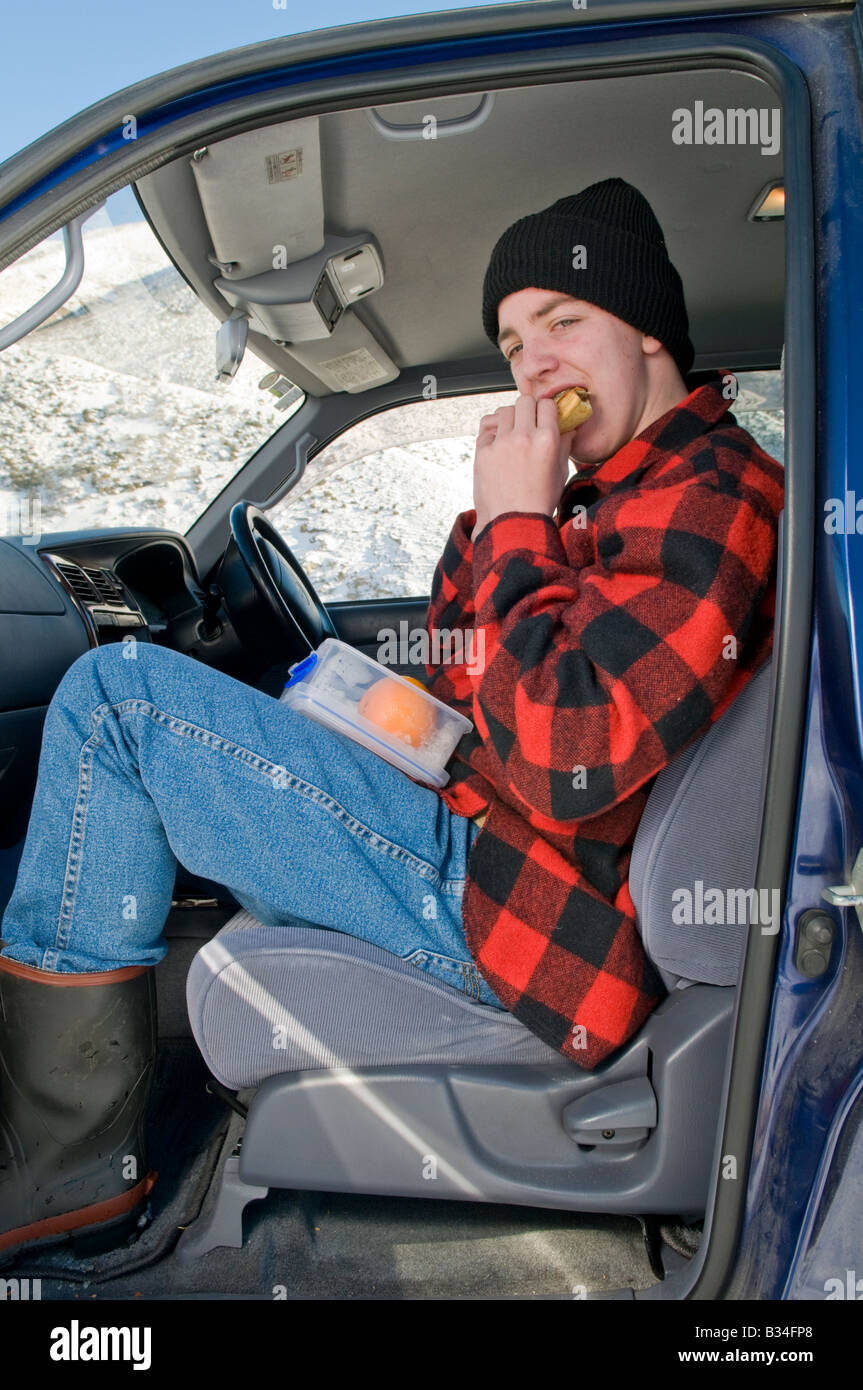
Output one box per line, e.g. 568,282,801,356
273,315,400,393
190,118,325,278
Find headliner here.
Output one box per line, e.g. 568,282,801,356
135,63,784,396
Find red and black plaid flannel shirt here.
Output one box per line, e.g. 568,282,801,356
424,373,785,1068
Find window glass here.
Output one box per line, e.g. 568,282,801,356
266,393,514,601
0,189,295,539
732,369,784,463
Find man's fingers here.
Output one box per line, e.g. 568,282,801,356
513,395,554,414
478,405,515,435
538,395,561,424
478,399,562,437
513,394,562,436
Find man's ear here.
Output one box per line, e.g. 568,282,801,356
640,333,665,357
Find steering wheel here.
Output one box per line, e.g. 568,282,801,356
219,500,337,663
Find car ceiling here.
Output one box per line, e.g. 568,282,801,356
134,63,784,397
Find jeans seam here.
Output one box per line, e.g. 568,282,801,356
47,720,101,964
405,947,478,999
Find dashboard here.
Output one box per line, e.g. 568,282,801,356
0,527,247,842
0,524,423,848
0,528,235,707
39,550,152,646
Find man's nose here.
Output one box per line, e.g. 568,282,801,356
516,337,560,381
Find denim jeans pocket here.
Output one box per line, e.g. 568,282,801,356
402,946,483,1001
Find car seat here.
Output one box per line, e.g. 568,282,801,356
179,548,780,1256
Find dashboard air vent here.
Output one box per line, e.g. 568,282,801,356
55,562,98,604
83,567,125,605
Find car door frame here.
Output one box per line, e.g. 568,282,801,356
0,3,820,1301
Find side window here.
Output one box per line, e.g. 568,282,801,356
0,189,289,540
732,369,784,464
266,393,516,601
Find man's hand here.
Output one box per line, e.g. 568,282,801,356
471,395,573,543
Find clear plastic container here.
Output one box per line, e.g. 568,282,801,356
279,637,473,787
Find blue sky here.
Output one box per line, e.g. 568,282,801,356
1,0,495,166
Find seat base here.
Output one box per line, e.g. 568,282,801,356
179,983,731,1255
177,1151,267,1261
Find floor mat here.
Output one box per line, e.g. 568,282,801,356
10,1050,665,1299
25,1116,662,1299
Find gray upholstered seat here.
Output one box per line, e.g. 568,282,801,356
630,655,775,991
181,632,777,1252
187,915,561,1089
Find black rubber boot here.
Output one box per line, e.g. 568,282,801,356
0,951,158,1264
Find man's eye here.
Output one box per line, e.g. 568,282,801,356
506,318,579,360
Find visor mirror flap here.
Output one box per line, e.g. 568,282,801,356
190,118,324,279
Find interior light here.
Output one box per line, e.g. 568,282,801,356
748,182,785,222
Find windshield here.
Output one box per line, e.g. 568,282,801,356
0,189,296,538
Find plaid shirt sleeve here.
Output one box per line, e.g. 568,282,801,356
425,508,478,709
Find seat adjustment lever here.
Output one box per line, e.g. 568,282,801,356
561,1077,657,1146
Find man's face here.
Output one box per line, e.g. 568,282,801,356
495,287,667,467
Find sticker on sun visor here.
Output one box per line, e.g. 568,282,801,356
318,348,385,389
265,149,303,183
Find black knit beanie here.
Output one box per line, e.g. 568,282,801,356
481,178,694,379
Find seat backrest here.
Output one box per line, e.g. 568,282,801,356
629,507,783,990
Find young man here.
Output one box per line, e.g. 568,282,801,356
0,178,783,1259
423,178,784,1064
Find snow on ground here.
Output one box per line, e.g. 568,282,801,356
0,223,784,602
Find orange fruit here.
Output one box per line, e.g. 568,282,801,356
358,676,437,748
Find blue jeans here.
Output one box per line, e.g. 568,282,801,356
0,642,505,1009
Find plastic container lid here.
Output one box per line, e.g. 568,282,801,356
279,638,472,787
